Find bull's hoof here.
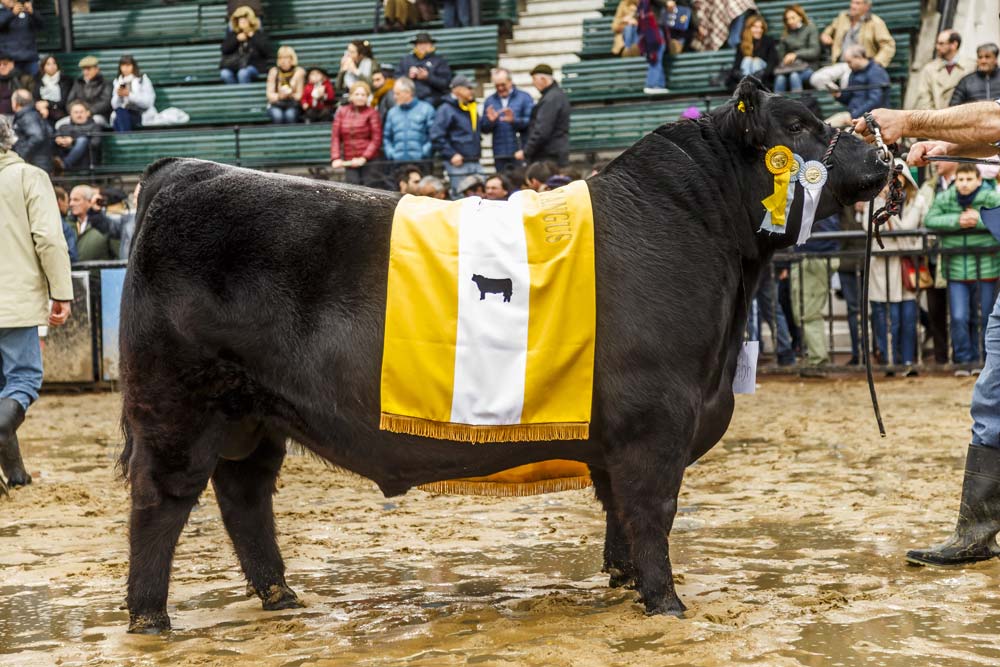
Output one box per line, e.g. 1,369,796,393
260,584,304,611
643,596,687,618
127,611,171,634
4,470,31,488
607,570,636,589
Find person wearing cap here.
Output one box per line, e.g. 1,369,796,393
0,51,27,116
480,67,533,176
457,173,485,198
515,64,571,167
301,67,335,123
66,55,113,125
0,114,73,491
395,33,452,107
0,0,42,77
431,74,482,199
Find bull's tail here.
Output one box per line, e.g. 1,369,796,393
117,414,133,483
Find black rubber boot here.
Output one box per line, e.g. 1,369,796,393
906,444,1000,567
0,398,31,488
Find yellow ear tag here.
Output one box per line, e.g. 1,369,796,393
737,101,746,113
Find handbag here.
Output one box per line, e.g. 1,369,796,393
901,256,933,291
773,59,810,76
220,42,251,71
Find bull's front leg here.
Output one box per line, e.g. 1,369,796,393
606,434,687,616
590,466,636,589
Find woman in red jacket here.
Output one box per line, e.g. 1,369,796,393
330,81,382,186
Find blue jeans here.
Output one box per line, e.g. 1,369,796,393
971,290,1000,447
623,25,638,50
949,280,997,363
751,268,794,364
113,108,142,132
268,105,299,123
646,42,667,88
740,57,767,78
838,270,862,361
62,136,92,169
442,0,471,27
774,68,813,93
870,300,918,366
444,160,483,200
220,65,260,84
0,327,43,412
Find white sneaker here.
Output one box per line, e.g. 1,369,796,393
643,87,670,95
955,369,972,377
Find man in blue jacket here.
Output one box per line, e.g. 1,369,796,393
480,67,533,175
0,0,42,76
431,74,482,199
833,45,890,120
382,77,435,172
395,33,452,107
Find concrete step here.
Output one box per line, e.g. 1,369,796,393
523,0,603,16
505,38,582,56
517,10,602,29
510,24,584,42
499,52,580,75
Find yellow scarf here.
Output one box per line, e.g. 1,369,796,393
459,99,477,131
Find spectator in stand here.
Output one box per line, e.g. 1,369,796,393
515,64,570,167
54,100,100,170
266,46,305,124
330,81,382,187
809,0,894,93
431,74,481,199
828,45,889,126
52,186,78,262
457,173,485,198
219,6,270,85
110,55,155,132
523,160,556,191
383,77,434,168
301,67,335,123
792,213,840,376
731,15,777,88
0,0,42,76
33,55,71,127
689,0,757,52
442,0,479,28
925,163,1000,370
480,67,532,175
636,0,669,94
394,163,423,194
337,40,376,95
11,89,50,171
485,173,511,200
861,160,927,376
396,33,452,107
371,65,396,120
382,0,419,33
914,30,969,110
418,175,447,199
950,43,1000,106
67,184,115,261
0,51,25,117
66,55,112,126
88,182,140,260
774,4,820,93
611,0,641,57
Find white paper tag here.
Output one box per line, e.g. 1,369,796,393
732,341,759,394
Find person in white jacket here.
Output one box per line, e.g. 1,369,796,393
111,55,156,132
861,158,929,376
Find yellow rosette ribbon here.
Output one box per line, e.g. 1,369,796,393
761,146,794,228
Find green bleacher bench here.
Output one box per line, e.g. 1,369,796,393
570,98,707,151
99,123,333,173
58,25,498,85
155,82,268,125
566,32,909,103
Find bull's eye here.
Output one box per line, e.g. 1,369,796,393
788,122,804,134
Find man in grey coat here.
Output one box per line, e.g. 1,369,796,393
515,64,571,167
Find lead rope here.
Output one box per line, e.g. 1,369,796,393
825,113,899,437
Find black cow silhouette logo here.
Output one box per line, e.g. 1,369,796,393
471,274,513,302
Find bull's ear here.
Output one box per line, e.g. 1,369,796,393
724,76,768,150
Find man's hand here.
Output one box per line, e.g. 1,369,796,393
55,136,71,147
502,107,514,122
820,32,833,46
514,149,524,161
450,154,464,167
907,140,952,167
414,67,429,80
89,191,103,210
485,105,499,122
408,66,419,79
960,209,980,229
852,108,907,145
49,301,71,327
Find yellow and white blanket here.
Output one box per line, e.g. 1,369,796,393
380,180,596,446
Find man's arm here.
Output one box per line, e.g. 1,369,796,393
26,171,73,302
853,101,1000,145
906,139,999,166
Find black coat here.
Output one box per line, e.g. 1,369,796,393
220,31,272,73
0,68,27,115
32,72,73,124
0,7,43,62
522,81,571,166
950,68,1000,106
12,106,53,173
395,51,452,106
67,73,114,119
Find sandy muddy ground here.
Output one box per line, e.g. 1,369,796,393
3,376,1000,666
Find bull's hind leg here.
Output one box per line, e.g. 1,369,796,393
211,433,303,612
590,466,636,589
607,437,687,616
125,415,222,633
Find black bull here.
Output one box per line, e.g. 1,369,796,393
119,79,889,632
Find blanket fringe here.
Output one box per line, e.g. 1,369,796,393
380,413,589,443
419,475,593,497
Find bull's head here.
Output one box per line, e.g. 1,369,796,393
714,77,891,243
